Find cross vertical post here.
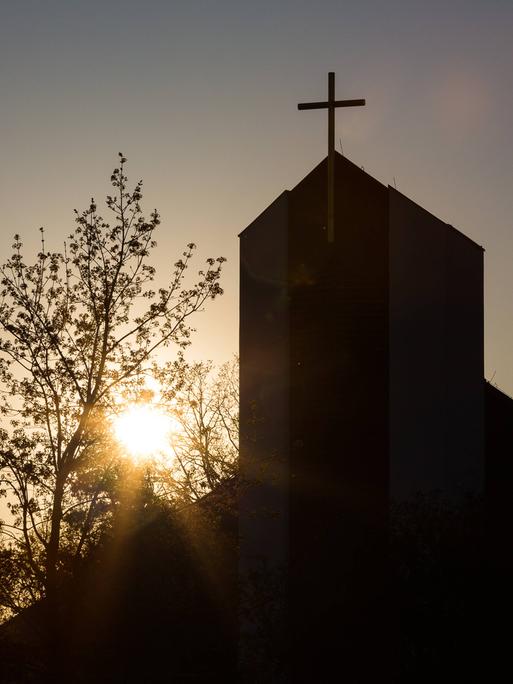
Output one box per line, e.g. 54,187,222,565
327,72,335,242
298,73,366,243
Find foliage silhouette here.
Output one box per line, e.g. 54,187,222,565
0,479,238,683
0,154,225,616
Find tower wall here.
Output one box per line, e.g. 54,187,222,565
389,190,484,501
238,192,290,677
287,156,390,679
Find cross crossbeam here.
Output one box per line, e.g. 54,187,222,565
298,72,365,242
298,99,365,111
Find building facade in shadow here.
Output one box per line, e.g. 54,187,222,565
239,153,487,681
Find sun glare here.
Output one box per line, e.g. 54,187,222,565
113,403,175,460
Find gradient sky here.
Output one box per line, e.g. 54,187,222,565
1,0,512,393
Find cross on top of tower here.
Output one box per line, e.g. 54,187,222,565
298,72,366,242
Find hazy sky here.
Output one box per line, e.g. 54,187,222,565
1,0,512,393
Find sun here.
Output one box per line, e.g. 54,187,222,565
112,403,175,460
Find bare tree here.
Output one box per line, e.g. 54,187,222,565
154,356,239,504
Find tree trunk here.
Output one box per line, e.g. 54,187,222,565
42,472,67,680
45,472,66,598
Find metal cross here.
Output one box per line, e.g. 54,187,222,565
298,72,365,242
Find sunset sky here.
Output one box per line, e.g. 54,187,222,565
1,0,512,393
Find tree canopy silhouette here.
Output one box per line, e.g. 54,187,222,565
0,154,225,614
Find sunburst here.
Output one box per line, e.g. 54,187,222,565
112,403,176,461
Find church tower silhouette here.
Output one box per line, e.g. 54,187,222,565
238,153,484,681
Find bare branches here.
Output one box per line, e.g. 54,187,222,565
155,357,239,503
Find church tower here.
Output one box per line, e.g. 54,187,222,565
238,153,484,680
